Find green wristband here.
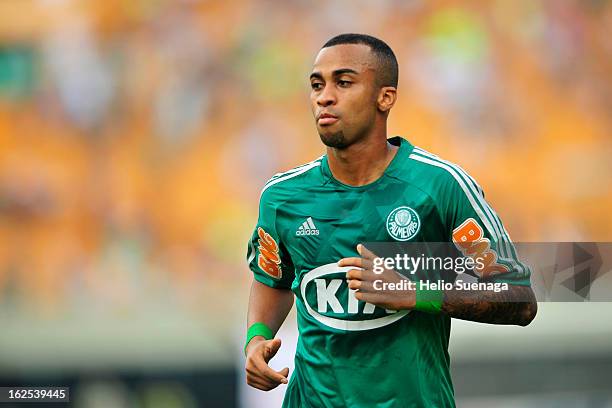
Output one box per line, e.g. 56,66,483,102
415,286,444,314
245,322,274,356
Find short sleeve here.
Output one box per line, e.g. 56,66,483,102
246,191,295,289
440,172,532,286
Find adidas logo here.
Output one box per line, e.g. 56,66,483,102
296,217,320,236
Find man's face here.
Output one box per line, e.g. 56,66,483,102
309,44,380,149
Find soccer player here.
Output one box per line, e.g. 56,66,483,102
244,33,537,407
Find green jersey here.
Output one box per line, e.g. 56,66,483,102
247,136,531,408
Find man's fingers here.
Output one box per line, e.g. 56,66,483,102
246,358,288,389
347,279,362,290
249,357,288,385
338,257,363,268
247,377,279,391
246,380,264,390
245,339,289,391
257,362,289,384
253,345,289,385
357,244,379,260
349,280,375,293
263,338,282,360
249,373,284,390
346,267,382,284
338,257,373,270
354,290,387,305
279,367,290,379
345,268,363,281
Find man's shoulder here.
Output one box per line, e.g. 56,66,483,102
397,145,482,197
259,156,325,204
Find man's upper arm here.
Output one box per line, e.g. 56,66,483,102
246,189,295,289
439,169,532,286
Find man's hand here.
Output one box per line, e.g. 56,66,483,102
339,244,416,311
245,337,289,391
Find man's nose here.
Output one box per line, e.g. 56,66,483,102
317,85,336,107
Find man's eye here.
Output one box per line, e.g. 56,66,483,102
338,80,352,87
311,82,323,90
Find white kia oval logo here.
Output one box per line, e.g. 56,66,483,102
300,263,409,331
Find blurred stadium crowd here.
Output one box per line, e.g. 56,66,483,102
0,0,610,346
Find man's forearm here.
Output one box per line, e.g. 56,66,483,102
245,280,292,389
441,284,537,326
247,279,294,335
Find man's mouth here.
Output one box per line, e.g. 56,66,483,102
318,113,339,125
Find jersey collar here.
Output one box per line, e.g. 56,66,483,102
320,136,414,189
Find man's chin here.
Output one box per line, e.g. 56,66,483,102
319,130,348,149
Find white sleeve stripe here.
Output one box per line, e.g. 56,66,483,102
412,150,503,241
412,150,504,243
413,149,525,275
409,154,498,238
409,152,525,275
260,162,321,196
264,156,324,186
411,150,526,275
414,147,484,195
247,240,256,264
411,149,518,268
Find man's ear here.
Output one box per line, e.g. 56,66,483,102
377,87,397,113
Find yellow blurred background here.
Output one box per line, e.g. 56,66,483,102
0,1,610,407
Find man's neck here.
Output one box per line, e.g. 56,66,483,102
326,132,399,187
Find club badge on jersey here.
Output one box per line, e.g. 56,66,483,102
386,206,421,241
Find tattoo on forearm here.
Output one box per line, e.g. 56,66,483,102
441,285,537,326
